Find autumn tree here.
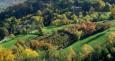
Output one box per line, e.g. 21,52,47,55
107,32,115,45
96,22,111,31
0,47,15,61
80,22,96,35
81,44,94,58
21,48,39,59
111,7,115,19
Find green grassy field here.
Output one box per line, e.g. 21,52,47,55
59,20,115,59
0,35,37,48
61,28,108,53
0,24,70,48
1,20,115,52
0,20,115,61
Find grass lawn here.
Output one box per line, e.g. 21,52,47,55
0,25,66,48
60,20,115,58
1,20,115,50
0,35,37,48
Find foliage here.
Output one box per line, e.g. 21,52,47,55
98,0,106,9
107,32,115,45
83,15,93,21
80,22,96,35
66,48,78,61
111,7,115,19
31,15,43,26
0,46,15,61
81,44,94,58
63,21,97,40
0,0,114,61
99,13,111,20
52,19,63,26
90,12,99,21
52,14,71,26
48,46,61,61
21,48,39,59
0,27,9,40
52,19,71,26
64,26,83,40
30,40,54,50
96,22,111,31
71,14,79,23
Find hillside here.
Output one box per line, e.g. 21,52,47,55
0,0,115,61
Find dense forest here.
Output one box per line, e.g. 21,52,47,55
0,0,115,61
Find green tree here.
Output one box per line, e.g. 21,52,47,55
32,16,44,28
6,17,20,34
99,13,111,21
0,27,9,40
98,0,106,9
31,16,44,35
71,14,79,23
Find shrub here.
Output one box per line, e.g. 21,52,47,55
96,22,111,31
63,22,96,40
66,48,78,61
71,14,79,23
32,16,43,23
90,12,99,21
83,15,93,21
48,46,61,61
74,30,83,40
99,13,111,20
13,41,40,61
21,48,39,59
64,26,83,40
98,0,105,9
52,19,71,26
31,15,44,28
107,32,115,44
51,19,63,26
110,47,115,54
81,44,94,58
80,22,96,35
111,7,115,19
52,14,71,26
30,40,54,50
0,27,9,40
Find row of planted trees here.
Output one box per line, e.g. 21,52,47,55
0,22,113,61
51,11,114,27
0,11,44,40
0,5,115,40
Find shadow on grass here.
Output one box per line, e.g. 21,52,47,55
84,32,105,44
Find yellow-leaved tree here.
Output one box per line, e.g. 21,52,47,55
98,0,105,9
107,32,115,44
81,44,94,58
0,46,15,61
21,48,39,59
111,7,115,19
